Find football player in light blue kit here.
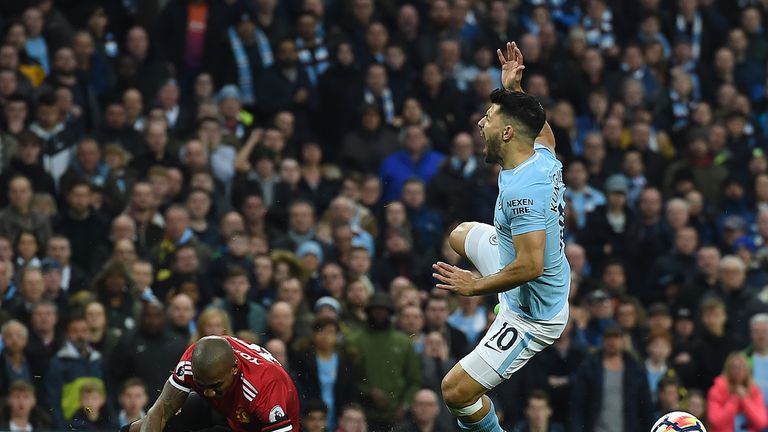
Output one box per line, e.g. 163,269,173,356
432,42,570,432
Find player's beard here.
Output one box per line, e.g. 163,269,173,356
367,314,391,331
484,134,502,165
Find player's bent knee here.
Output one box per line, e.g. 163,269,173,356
449,222,476,257
441,372,475,408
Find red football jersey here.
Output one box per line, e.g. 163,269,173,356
168,336,299,432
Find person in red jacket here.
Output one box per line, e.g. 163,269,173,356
707,352,768,432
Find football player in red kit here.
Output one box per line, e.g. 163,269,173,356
124,336,299,432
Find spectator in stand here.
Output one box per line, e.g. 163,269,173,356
692,298,745,392
0,132,55,209
301,399,328,432
706,255,768,337
348,293,421,430
7,266,45,324
655,377,685,418
0,175,51,249
512,390,565,432
380,126,445,202
569,326,654,432
45,235,88,293
192,307,232,342
394,388,451,432
209,266,267,337
0,319,35,397
707,352,768,432
258,38,315,134
53,179,110,275
424,295,469,359
337,403,369,432
110,301,187,404
521,321,586,425
292,317,356,431
83,300,119,365
46,313,104,428
166,293,196,340
581,174,632,270
340,104,399,175
93,260,140,336
69,380,112,430
1,380,51,430
116,378,148,427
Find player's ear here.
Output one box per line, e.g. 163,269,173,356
502,125,514,141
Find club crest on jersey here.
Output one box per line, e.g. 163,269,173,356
269,405,286,423
235,407,251,423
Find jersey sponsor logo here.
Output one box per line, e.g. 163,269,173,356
235,407,251,423
511,207,530,215
269,405,286,423
508,199,533,207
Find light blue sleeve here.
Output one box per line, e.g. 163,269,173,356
504,179,549,236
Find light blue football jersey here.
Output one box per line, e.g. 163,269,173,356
493,143,570,322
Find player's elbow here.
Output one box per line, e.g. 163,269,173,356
524,258,544,280
529,265,544,280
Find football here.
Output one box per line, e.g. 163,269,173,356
651,411,707,432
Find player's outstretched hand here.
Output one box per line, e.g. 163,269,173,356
432,262,476,296
498,41,525,92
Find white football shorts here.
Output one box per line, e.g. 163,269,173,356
459,222,567,389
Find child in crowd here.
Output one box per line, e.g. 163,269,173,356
70,381,112,430
117,378,148,427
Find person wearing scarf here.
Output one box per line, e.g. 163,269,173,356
225,11,273,107
295,12,330,87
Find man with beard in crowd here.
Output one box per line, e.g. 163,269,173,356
347,292,421,431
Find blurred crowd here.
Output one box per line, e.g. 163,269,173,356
1,0,768,431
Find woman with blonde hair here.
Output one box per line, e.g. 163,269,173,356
191,308,233,343
707,352,768,432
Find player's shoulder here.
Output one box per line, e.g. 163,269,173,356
534,142,557,160
501,160,549,194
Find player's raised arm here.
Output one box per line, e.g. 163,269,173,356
132,380,189,432
498,41,556,154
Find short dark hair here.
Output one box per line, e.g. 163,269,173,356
657,376,680,392
225,265,249,281
528,389,550,404
312,317,340,333
16,131,41,147
36,92,57,107
5,93,27,105
67,178,92,195
120,377,147,394
302,399,328,416
66,312,87,329
489,88,546,139
8,380,35,395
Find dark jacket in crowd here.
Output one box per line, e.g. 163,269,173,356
569,352,654,432
109,328,187,405
291,348,357,419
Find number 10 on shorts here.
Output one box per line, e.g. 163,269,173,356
484,322,519,352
